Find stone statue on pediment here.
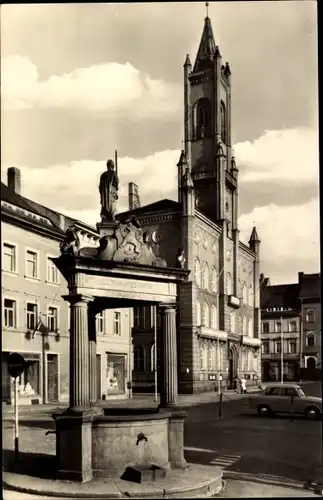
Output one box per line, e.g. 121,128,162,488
99,160,119,221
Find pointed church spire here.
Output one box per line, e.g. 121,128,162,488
193,14,217,72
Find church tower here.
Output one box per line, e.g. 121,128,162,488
184,12,238,233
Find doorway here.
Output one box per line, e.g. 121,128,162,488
47,354,59,402
228,346,238,388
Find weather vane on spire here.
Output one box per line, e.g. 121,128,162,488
206,2,209,17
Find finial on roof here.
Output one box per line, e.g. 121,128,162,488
224,62,231,76
205,1,209,18
249,226,261,244
177,149,188,167
184,53,192,67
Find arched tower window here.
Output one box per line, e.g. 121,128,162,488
220,101,226,144
306,332,315,347
193,98,212,139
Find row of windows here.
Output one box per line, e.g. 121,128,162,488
262,320,298,334
196,301,253,335
133,344,160,372
262,309,316,323
133,306,161,330
194,259,253,304
4,299,59,333
199,343,223,371
3,242,59,284
262,339,297,355
3,298,121,336
96,311,121,336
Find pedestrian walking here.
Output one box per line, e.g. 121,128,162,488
240,376,247,394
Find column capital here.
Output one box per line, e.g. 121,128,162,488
62,294,94,306
159,303,178,312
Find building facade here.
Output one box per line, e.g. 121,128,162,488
260,272,321,382
299,272,321,379
1,168,132,405
125,14,262,394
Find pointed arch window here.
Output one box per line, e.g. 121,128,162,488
211,267,218,293
211,304,218,330
193,98,212,139
202,262,209,290
202,302,210,327
220,101,226,144
196,300,201,326
194,258,201,287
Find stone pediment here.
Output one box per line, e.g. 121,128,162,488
60,218,167,267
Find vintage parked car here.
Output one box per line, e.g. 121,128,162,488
249,383,322,420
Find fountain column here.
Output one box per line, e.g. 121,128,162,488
54,293,95,482
159,304,179,408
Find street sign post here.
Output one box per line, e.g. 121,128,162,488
8,353,25,461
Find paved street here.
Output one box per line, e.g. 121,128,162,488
2,382,322,490
184,382,322,484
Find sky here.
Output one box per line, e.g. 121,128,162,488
1,2,319,284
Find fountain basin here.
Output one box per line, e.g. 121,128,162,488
92,409,171,477
53,407,187,483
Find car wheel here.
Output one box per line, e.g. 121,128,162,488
305,406,320,420
257,404,271,417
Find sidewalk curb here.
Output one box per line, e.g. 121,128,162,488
223,470,323,495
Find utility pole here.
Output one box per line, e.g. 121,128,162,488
280,315,284,384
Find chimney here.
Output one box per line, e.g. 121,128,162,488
128,182,141,211
7,167,21,195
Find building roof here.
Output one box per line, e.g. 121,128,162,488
299,273,321,300
1,181,96,236
193,16,218,72
118,198,180,219
260,283,300,310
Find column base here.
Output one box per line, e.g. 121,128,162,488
57,469,93,483
158,402,180,410
53,409,94,483
168,410,188,470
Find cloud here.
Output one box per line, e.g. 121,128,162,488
239,198,319,284
235,127,319,182
1,126,319,283
1,55,181,120
1,149,179,225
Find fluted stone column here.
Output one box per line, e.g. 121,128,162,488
88,305,97,404
160,305,179,408
69,295,93,409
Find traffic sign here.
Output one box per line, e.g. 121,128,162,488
8,353,25,378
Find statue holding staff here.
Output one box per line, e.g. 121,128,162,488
99,159,119,220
